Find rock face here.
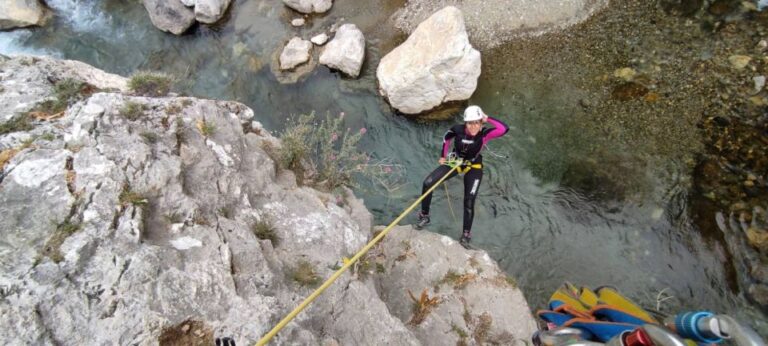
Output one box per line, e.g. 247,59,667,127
0,0,49,30
193,0,232,24
0,56,537,344
319,24,366,78
142,0,196,35
0,56,128,123
282,0,333,14
392,0,609,49
377,6,481,115
279,37,312,70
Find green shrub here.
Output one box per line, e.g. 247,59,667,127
276,112,406,192
42,221,81,263
128,71,172,97
140,132,159,144
252,218,278,245
0,114,32,135
120,101,147,120
119,186,147,206
291,260,320,287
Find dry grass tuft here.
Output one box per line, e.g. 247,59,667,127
408,288,440,325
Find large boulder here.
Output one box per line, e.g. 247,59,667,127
192,0,232,24
377,6,481,114
319,24,366,78
279,37,312,70
142,0,196,35
0,0,49,30
282,0,333,14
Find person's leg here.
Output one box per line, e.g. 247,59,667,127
417,165,455,229
460,168,483,244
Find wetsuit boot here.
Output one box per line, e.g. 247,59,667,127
415,211,430,230
459,230,471,249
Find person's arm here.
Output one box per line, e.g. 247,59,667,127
482,116,509,146
440,127,457,163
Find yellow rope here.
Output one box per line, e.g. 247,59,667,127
255,163,461,346
444,183,458,226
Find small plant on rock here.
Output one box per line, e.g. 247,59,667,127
252,218,279,245
196,119,216,137
128,71,172,97
408,288,440,325
0,114,32,135
291,260,321,287
42,220,81,263
119,186,147,206
120,101,147,121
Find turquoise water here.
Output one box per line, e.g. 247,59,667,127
2,0,766,334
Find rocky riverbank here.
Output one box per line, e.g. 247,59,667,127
0,55,537,345
479,0,768,311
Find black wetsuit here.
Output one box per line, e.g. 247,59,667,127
420,117,509,233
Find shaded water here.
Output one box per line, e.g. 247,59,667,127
2,0,766,334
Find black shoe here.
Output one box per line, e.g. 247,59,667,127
459,230,471,249
415,212,430,230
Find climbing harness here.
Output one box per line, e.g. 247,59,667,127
255,161,462,346
445,152,482,174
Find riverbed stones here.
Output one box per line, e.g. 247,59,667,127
142,0,196,35
291,17,305,27
728,55,751,70
282,0,332,14
192,0,232,24
377,6,480,114
0,0,50,30
280,37,312,70
392,0,609,50
319,24,365,78
311,33,329,45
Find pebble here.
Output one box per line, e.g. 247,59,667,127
311,33,329,46
291,18,305,27
754,75,765,94
729,55,752,70
756,39,768,52
181,324,190,333
613,67,636,81
745,180,755,187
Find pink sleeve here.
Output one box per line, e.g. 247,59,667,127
442,138,453,158
482,117,509,146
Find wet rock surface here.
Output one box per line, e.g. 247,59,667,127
0,56,537,344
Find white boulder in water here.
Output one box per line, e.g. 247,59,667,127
311,33,329,46
377,6,480,114
142,0,196,35
280,37,313,70
193,0,232,24
282,0,332,14
319,24,365,78
0,0,50,30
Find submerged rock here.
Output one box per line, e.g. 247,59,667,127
142,0,196,35
319,23,365,78
282,0,333,14
377,6,480,115
193,0,232,24
311,33,329,45
279,37,312,70
0,0,50,30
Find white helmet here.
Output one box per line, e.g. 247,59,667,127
463,105,486,122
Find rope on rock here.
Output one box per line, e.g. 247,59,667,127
255,161,462,346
